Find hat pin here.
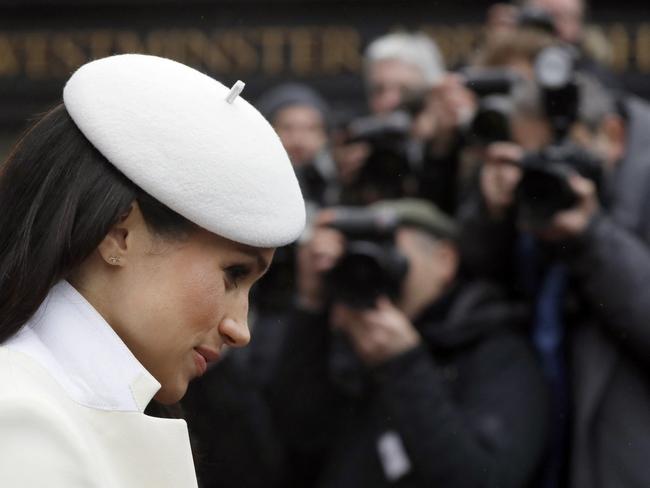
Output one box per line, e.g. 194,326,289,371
226,80,245,104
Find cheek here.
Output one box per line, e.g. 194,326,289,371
166,257,224,332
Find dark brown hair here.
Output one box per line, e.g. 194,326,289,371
0,104,194,345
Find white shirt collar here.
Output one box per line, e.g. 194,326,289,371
4,280,161,412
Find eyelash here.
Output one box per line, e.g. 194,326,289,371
225,265,251,289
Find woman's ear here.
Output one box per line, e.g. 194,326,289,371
96,202,143,267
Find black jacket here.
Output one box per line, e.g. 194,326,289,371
182,322,289,488
459,97,650,488
270,282,548,488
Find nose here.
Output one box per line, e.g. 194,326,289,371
218,292,251,348
218,317,250,348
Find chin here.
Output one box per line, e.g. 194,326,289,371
153,382,188,405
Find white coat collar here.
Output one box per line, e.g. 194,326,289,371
4,280,161,412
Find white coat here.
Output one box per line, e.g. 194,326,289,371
0,281,199,487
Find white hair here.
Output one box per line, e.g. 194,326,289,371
364,32,446,86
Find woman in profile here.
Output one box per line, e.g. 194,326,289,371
0,54,304,487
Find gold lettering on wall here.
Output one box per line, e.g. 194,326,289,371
87,30,113,60
258,28,286,75
184,29,211,69
185,30,224,73
143,30,168,58
114,31,142,54
51,33,87,75
0,23,647,82
23,33,49,78
0,35,19,76
419,24,482,67
223,31,259,73
637,24,650,73
321,27,362,75
609,23,630,72
289,28,317,75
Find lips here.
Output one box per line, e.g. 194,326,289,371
193,346,220,377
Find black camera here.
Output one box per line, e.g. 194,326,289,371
346,110,413,147
517,6,557,35
468,93,514,145
515,45,604,226
517,143,603,226
343,108,420,203
461,68,520,145
340,88,433,204
324,207,409,309
463,68,518,98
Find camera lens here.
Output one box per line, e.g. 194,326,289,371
327,241,408,309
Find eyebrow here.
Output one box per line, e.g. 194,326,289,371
237,247,271,275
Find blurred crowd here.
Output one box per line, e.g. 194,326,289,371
181,0,650,487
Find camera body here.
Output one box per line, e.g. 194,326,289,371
465,45,605,225
343,104,422,203
517,6,557,35
462,68,519,145
515,45,605,226
324,206,409,309
517,143,603,226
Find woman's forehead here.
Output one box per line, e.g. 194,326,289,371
200,230,275,268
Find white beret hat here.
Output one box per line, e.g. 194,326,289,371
63,54,305,248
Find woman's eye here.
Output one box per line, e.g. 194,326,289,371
225,265,250,288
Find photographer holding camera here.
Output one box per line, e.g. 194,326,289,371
484,0,622,92
459,62,650,487
270,200,547,488
257,83,340,210
335,32,476,213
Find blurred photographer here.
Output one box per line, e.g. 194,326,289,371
485,0,583,47
336,32,476,212
257,83,339,209
251,83,340,315
270,200,547,488
364,32,445,117
484,0,621,91
459,62,650,487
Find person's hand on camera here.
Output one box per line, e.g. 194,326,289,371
331,129,371,185
434,74,477,131
330,297,421,366
535,173,599,241
296,211,346,311
480,142,524,219
412,74,476,154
